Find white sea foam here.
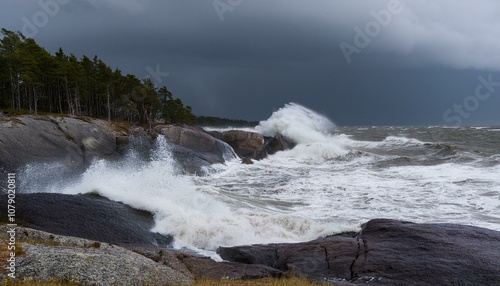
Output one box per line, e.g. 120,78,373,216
202,151,500,232
203,126,258,133
26,136,341,252
378,136,425,146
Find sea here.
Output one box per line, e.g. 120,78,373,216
21,103,500,259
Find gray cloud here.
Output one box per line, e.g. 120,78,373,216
1,0,499,125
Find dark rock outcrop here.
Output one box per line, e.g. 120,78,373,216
222,130,266,159
178,255,283,280
218,219,500,285
264,134,297,155
219,130,296,160
0,193,172,247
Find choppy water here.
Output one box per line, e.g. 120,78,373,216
22,103,500,258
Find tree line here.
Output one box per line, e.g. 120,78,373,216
195,116,258,127
0,28,195,125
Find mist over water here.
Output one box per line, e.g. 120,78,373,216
21,103,500,256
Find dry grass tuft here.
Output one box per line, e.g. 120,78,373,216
194,277,332,286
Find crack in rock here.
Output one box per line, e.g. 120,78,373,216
273,246,279,268
349,235,362,281
322,246,330,270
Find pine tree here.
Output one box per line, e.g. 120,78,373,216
0,28,197,124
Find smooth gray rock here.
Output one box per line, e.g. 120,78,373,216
157,124,217,153
0,115,120,181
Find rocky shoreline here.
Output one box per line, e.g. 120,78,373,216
1,115,500,285
0,114,294,177
1,213,499,285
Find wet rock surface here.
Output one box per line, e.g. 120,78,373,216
264,134,297,155
219,219,500,286
0,193,173,247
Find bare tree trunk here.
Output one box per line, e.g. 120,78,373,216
16,77,21,110
26,86,31,114
74,86,80,115
9,73,15,109
58,84,63,114
33,87,38,116
107,84,111,121
65,77,73,115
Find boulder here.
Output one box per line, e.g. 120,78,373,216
155,124,236,173
222,130,265,159
0,193,173,247
218,219,500,285
351,219,500,285
218,234,358,282
1,226,192,285
156,124,217,153
264,134,296,155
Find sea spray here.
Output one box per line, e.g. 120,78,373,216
23,136,338,251
256,102,336,144
256,103,353,160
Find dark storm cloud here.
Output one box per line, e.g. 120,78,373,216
1,0,500,125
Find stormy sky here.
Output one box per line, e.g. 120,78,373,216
1,0,500,126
